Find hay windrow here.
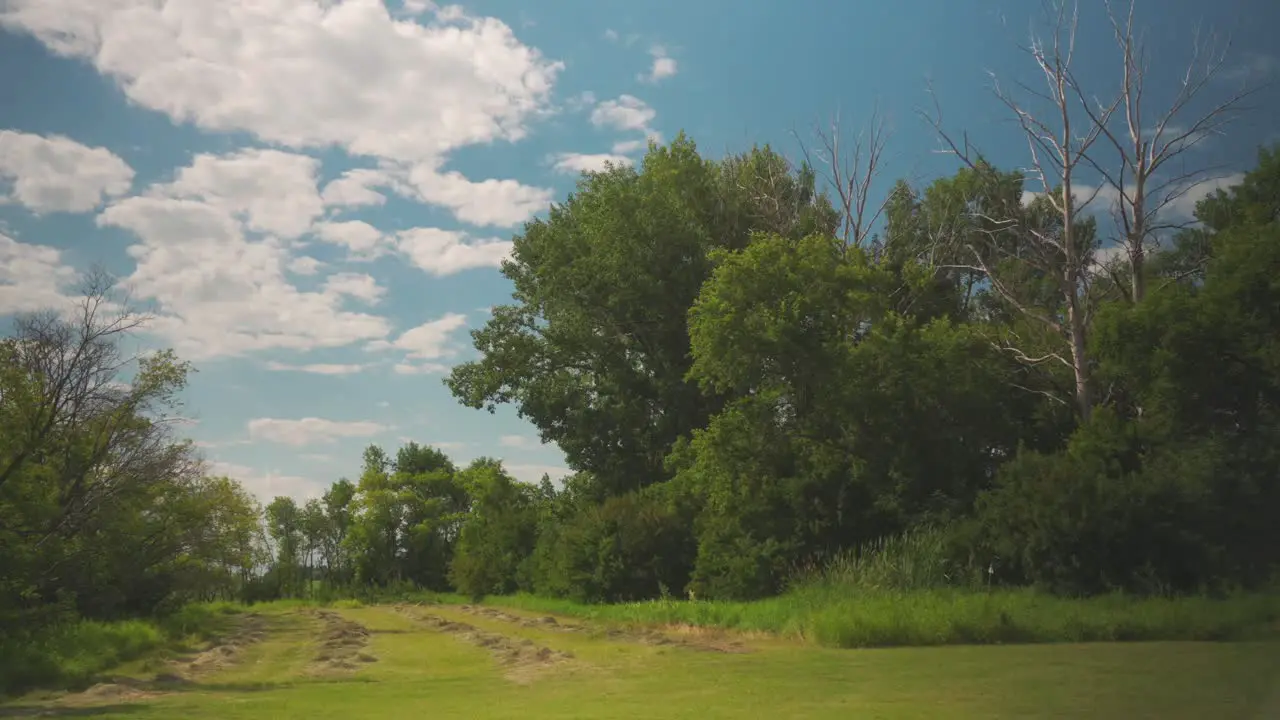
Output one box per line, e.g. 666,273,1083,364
448,604,752,654
306,609,377,674
392,605,573,683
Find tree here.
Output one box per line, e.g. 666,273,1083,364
1075,0,1256,302
924,2,1119,422
265,496,302,597
0,273,202,626
446,135,838,497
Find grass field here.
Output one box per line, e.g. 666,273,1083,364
3,600,1279,719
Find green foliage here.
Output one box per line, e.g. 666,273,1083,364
531,489,695,603
448,462,539,599
975,410,1227,595
0,602,239,696
446,136,838,498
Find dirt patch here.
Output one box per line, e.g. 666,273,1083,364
171,613,270,677
306,609,377,674
60,681,160,706
448,604,751,654
393,605,573,684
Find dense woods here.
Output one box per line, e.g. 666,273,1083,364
2,3,1277,692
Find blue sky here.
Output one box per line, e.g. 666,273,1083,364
1,0,1277,502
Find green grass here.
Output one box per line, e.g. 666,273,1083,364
0,601,243,696
3,603,1278,719
478,588,1280,648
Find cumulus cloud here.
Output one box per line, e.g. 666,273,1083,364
247,417,389,447
1022,172,1245,224
265,360,368,375
98,193,391,360
396,227,513,276
590,95,661,153
287,255,326,276
322,272,386,304
0,233,79,314
369,312,469,373
0,0,563,226
611,138,648,155
590,95,657,133
638,45,677,84
550,152,633,175
402,163,553,227
0,130,134,212
321,168,392,209
204,460,325,501
149,148,324,238
313,220,388,260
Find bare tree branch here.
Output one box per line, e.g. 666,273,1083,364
794,104,892,251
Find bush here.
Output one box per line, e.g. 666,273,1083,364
974,409,1227,596
0,601,240,697
531,491,695,603
687,515,792,600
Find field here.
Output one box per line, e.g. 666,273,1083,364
3,600,1279,719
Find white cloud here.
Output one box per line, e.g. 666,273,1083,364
151,149,324,238
502,462,570,484
0,0,564,225
397,227,512,276
247,417,389,447
590,95,657,133
0,1,562,162
368,312,468,361
321,272,385,304
99,194,391,360
287,255,325,276
0,130,134,213
204,460,324,502
0,233,79,314
265,360,368,375
550,152,633,175
603,28,619,41
321,168,391,209
1163,173,1245,221
638,45,677,84
393,361,451,375
611,138,648,155
499,434,539,448
402,163,552,227
313,220,388,259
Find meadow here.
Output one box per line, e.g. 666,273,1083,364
3,589,1278,720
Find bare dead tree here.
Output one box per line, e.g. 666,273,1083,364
1072,0,1259,303
922,1,1120,422
793,105,892,252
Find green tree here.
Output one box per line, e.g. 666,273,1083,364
446,136,838,497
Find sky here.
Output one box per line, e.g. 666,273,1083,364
1,0,1277,503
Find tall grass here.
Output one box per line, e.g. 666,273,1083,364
0,602,242,697
480,526,1280,649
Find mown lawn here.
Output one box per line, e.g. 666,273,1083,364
2,602,1277,719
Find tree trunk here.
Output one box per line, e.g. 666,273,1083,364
1067,297,1093,422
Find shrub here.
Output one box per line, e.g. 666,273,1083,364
975,409,1226,596
531,491,695,603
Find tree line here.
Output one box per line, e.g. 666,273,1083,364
2,1,1276,643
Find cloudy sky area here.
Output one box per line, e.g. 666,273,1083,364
1,0,1277,502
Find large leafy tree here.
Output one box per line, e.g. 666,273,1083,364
446,135,838,496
